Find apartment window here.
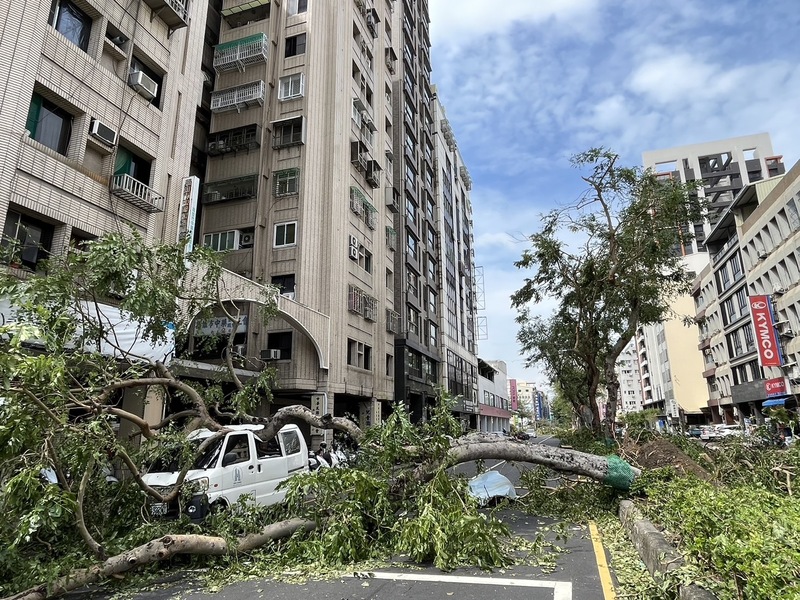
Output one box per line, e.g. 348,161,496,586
26,93,72,155
278,73,305,100
272,117,305,148
359,247,373,274
386,353,394,377
427,257,436,282
286,0,308,15
2,210,54,270
407,306,419,335
406,198,417,224
271,274,296,296
130,56,163,107
203,230,239,252
274,168,299,196
743,323,755,352
428,321,438,347
406,234,417,260
407,270,418,298
267,331,293,360
428,289,437,315
285,33,306,57
49,0,91,51
274,222,297,247
114,146,151,185
347,338,372,370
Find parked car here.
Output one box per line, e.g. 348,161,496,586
142,423,308,521
686,427,703,438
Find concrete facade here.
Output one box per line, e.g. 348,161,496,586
477,359,510,433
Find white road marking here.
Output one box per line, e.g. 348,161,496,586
360,571,573,600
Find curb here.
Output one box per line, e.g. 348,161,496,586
619,500,716,600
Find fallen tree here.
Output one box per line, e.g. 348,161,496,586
0,233,641,599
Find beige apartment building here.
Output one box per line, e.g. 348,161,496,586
634,134,785,428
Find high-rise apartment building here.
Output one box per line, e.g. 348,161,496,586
634,135,785,428
1,0,480,433
1,0,201,269
615,338,643,416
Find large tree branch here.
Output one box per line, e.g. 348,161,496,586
76,457,105,561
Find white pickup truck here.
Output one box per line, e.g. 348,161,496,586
142,423,308,521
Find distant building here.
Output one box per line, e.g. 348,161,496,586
615,338,644,415
477,360,510,432
637,134,786,428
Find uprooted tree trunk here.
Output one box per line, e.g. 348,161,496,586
4,434,641,600
6,519,317,600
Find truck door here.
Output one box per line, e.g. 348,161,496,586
280,428,307,475
220,433,258,505
254,434,289,505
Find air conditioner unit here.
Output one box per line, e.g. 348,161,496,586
790,378,800,386
774,286,787,295
261,348,281,360
758,251,769,260
281,291,295,300
232,344,247,355
89,119,118,145
349,245,360,260
239,232,255,248
128,70,158,101
703,349,713,356
349,234,359,248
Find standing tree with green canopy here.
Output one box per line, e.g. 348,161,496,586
512,149,705,435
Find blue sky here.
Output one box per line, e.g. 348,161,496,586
428,0,800,387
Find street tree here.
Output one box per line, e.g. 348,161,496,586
512,149,704,435
0,232,641,599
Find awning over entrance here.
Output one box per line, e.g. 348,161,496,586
763,398,786,408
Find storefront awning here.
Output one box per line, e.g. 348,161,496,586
763,398,786,408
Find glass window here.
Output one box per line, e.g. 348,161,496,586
267,330,293,359
274,168,300,196
222,434,250,465
274,222,297,247
2,210,54,269
114,145,151,185
280,430,302,455
273,117,304,148
49,0,91,52
286,0,308,15
285,33,306,57
203,230,238,252
278,73,305,100
26,93,72,155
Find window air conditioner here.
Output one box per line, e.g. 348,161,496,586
232,344,247,355
349,234,359,248
89,119,118,145
774,286,787,295
128,70,158,101
261,349,281,360
239,232,255,248
349,245,360,260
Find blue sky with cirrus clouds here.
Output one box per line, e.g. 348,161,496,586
428,0,800,388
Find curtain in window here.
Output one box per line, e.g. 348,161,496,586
26,94,43,137
114,147,133,176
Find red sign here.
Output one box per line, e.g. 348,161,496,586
765,377,788,398
748,295,783,367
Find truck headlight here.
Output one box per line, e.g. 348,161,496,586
193,477,209,493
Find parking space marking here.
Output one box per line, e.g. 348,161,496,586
362,571,573,600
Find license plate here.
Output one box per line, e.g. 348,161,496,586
150,502,168,517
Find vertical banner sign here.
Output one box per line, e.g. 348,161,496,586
748,295,783,367
310,393,326,438
177,176,200,254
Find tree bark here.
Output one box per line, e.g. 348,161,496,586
4,518,316,600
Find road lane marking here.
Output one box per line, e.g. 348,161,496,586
360,571,573,599
588,521,616,599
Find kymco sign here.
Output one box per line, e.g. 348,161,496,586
765,377,788,398
748,295,783,368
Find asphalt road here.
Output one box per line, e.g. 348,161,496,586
66,435,614,600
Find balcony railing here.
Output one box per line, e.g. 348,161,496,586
202,174,259,204
111,174,165,213
141,0,188,28
210,81,265,113
213,34,269,73
207,124,261,155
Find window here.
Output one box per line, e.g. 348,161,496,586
406,234,417,260
271,274,296,296
280,429,302,455
407,270,418,297
274,168,299,196
129,56,163,107
26,93,72,155
203,230,239,252
407,306,419,335
428,289,437,315
2,210,54,269
274,222,297,247
49,0,91,51
428,321,438,347
256,436,282,458
286,0,308,15
272,117,305,148
285,33,306,57
278,73,305,100
114,145,151,185
347,338,372,370
222,434,250,465
267,331,293,360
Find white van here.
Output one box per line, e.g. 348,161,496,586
142,423,309,521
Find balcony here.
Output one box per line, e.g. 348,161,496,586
141,0,188,29
111,174,165,213
202,174,259,204
210,81,265,113
213,34,269,73
207,124,261,156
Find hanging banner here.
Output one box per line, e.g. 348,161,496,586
748,295,783,367
178,176,200,254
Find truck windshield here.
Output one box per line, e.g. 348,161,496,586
148,437,225,473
